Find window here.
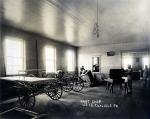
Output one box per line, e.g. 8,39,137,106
142,56,149,68
44,46,56,73
4,37,26,75
122,53,133,69
66,50,75,71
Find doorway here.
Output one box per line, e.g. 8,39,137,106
122,51,149,71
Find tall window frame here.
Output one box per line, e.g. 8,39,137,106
4,36,26,75
44,46,56,73
66,50,75,72
121,52,133,69
142,56,149,68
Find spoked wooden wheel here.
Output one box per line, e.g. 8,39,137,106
46,83,63,100
63,80,73,92
73,77,84,92
27,74,35,77
18,90,35,109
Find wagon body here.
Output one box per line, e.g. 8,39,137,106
0,76,63,108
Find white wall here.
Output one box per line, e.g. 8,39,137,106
78,41,150,74
0,25,78,76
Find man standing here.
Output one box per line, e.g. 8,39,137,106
127,65,133,94
143,65,149,87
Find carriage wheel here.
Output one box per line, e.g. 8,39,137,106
18,90,35,109
73,77,84,92
27,74,35,77
63,80,73,92
46,84,63,100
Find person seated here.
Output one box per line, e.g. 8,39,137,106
80,66,87,75
80,66,86,75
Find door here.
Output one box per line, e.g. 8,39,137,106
132,57,142,71
92,56,101,72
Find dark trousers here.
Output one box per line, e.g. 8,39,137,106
128,79,132,92
144,77,148,86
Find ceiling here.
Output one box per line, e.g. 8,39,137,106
1,0,150,46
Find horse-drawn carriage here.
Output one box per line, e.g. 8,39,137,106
0,69,85,109
56,71,84,92
0,76,62,109
28,69,85,93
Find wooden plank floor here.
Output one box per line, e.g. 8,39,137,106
1,80,150,119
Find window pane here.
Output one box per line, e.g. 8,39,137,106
45,46,56,73
46,61,55,73
66,50,75,71
122,53,133,69
142,57,149,68
5,37,25,75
